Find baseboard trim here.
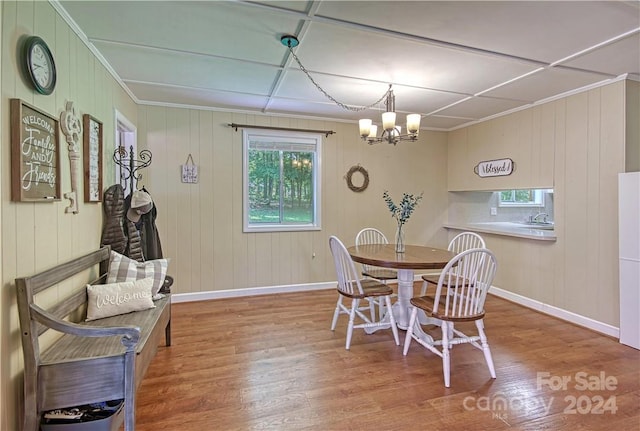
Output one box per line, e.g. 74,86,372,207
171,281,336,303
171,280,620,339
171,275,431,303
489,286,620,338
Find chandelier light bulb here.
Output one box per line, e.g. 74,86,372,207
359,119,372,138
406,114,421,134
382,112,396,131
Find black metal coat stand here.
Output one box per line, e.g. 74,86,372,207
113,146,152,193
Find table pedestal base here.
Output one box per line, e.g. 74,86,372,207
364,269,439,344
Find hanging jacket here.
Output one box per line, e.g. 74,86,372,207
140,187,163,260
124,218,145,262
101,184,144,262
101,184,127,255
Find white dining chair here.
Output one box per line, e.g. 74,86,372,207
355,228,398,281
403,248,498,387
329,235,400,350
419,231,485,296
355,228,398,319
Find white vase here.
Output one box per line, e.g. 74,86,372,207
395,224,405,253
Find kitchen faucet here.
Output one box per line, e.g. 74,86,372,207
532,212,549,223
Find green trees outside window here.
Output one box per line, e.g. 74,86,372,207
499,189,544,206
248,150,314,223
500,189,535,204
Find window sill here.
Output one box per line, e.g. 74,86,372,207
244,224,321,233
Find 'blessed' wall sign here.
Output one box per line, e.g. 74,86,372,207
474,158,515,178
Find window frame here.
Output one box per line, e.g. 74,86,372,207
498,189,545,207
242,128,322,233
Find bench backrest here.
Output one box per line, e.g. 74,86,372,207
15,246,111,366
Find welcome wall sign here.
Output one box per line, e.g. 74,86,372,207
10,99,61,202
474,158,515,178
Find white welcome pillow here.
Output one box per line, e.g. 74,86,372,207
106,251,169,298
86,277,155,321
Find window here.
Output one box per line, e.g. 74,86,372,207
243,129,322,232
498,189,544,207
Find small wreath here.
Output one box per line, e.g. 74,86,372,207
345,165,369,192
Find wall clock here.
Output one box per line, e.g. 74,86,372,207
23,36,56,95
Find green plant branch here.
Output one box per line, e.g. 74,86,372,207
383,190,423,226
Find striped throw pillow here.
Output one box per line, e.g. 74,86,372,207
106,251,169,298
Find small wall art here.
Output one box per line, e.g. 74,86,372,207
474,158,515,178
60,101,82,214
83,114,103,202
10,99,61,202
181,154,198,184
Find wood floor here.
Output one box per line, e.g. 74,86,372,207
135,284,640,430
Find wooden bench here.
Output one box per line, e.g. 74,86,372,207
15,246,171,431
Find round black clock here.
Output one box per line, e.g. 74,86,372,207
23,36,56,95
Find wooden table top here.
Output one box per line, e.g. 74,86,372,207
347,244,454,270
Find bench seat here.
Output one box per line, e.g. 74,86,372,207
16,246,171,431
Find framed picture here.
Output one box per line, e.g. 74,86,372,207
10,99,61,202
83,114,103,202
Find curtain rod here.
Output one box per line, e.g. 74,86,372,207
228,123,335,137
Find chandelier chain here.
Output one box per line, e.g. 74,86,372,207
286,46,391,112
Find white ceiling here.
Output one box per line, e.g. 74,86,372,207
55,1,640,131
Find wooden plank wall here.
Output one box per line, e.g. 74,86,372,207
136,106,450,295
0,2,138,430
448,81,626,328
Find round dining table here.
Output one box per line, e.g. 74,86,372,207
347,243,454,336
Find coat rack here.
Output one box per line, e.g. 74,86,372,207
113,146,152,194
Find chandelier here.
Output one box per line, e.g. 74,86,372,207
281,35,421,146
358,89,421,145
